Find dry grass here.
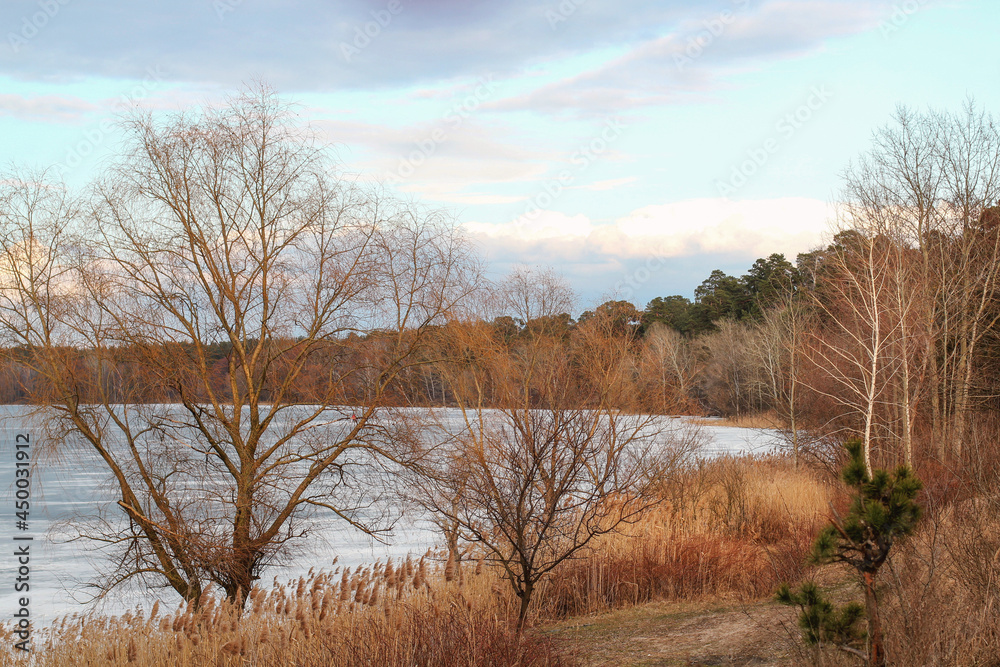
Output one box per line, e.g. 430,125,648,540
690,411,784,429
773,506,1000,666
768,463,1000,666
0,455,833,666
0,558,573,667
538,455,833,620
876,497,1000,666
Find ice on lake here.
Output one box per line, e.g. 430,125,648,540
0,408,782,624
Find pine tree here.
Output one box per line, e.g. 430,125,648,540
778,439,922,666
775,581,866,654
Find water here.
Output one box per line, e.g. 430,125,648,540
0,407,780,624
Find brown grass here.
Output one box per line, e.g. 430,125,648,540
0,455,833,666
0,558,572,667
539,455,832,619
690,411,784,429
875,497,1000,666
769,461,1000,666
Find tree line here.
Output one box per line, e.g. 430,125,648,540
1,87,998,622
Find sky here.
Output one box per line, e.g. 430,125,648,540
1,0,998,310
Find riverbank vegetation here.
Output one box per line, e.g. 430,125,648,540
10,449,1000,666
3,454,829,666
3,89,1000,664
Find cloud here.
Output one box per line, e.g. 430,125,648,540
0,0,896,117
311,113,553,203
400,187,525,205
0,0,692,89
0,93,99,123
465,197,837,304
466,211,594,244
464,197,834,262
569,176,638,192
490,0,898,115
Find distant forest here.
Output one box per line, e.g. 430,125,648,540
3,97,999,475
5,205,1000,470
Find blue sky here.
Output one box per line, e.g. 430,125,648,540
1,0,997,309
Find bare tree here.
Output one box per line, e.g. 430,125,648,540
699,319,758,417
840,102,1000,462
844,106,942,462
637,322,700,414
413,277,670,632
807,228,904,473
0,86,478,609
935,103,1000,457
497,265,575,330
750,300,810,465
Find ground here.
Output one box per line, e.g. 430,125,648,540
544,597,808,666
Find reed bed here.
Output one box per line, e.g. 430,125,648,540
867,495,1000,666
0,455,831,666
539,455,831,618
0,555,572,666
690,411,784,430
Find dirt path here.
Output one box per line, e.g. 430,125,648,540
544,597,806,666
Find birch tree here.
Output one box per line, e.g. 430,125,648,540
840,102,1000,463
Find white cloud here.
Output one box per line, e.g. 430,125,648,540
465,211,594,243
490,0,895,115
312,116,550,195
401,187,525,205
463,197,834,261
0,94,98,123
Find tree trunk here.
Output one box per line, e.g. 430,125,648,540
954,351,970,463
788,327,800,469
863,571,886,667
221,547,256,610
516,581,534,634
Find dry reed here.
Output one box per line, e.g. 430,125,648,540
0,455,832,666
0,555,572,667
539,455,830,618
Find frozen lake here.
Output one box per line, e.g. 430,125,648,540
0,408,780,624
